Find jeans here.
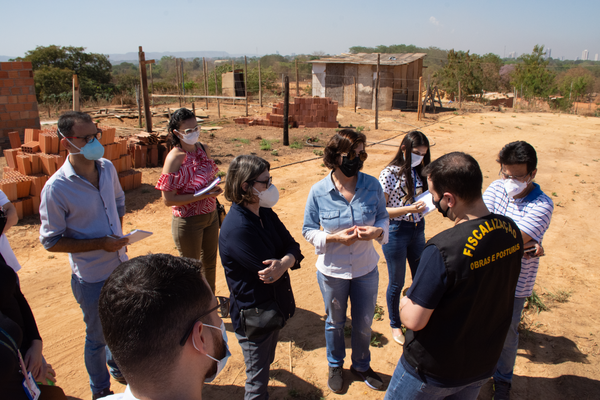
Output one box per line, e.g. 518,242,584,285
493,296,527,384
384,360,488,400
235,329,280,400
71,275,120,394
382,220,425,329
172,210,219,293
317,267,378,372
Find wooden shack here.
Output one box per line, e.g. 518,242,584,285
309,53,426,111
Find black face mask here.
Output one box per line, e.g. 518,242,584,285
339,156,363,177
433,197,449,218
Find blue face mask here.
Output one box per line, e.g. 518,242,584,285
67,137,105,161
197,321,231,383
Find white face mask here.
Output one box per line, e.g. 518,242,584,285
253,185,279,208
193,321,231,383
503,178,529,198
411,153,424,168
177,128,200,145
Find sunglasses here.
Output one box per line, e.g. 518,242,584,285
62,129,103,144
175,126,200,135
179,296,230,346
252,176,272,188
341,151,368,162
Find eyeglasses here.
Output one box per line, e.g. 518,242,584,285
179,296,229,346
63,129,102,144
175,126,200,135
341,150,368,162
498,168,530,181
252,176,272,188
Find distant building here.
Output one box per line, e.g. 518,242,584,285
595,54,599,61
546,48,551,59
582,50,589,60
309,53,427,111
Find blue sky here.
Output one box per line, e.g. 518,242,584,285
1,0,598,61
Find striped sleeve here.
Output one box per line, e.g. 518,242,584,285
519,195,554,243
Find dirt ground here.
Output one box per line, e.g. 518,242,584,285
6,101,600,399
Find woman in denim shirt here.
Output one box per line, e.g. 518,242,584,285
302,130,389,393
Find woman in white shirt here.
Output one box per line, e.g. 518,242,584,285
378,131,431,346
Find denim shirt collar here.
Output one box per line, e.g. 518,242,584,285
325,170,368,193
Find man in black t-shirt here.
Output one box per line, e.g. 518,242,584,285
384,152,523,400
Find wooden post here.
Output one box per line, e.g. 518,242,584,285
244,56,248,117
283,76,289,146
295,59,299,97
232,59,235,105
203,58,209,109
181,59,185,105
353,76,357,113
138,46,152,132
214,69,221,119
375,53,380,130
150,63,154,106
458,81,462,110
136,84,141,128
417,76,423,121
175,58,182,107
72,75,80,111
192,102,196,118
258,59,263,108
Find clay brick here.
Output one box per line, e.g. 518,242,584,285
22,141,40,153
3,149,18,168
17,155,32,175
10,87,21,95
13,199,23,220
22,62,32,70
8,71,19,79
28,154,41,174
26,95,36,102
8,131,21,148
32,196,40,214
18,70,32,78
0,71,8,79
24,129,40,142
1,88,10,95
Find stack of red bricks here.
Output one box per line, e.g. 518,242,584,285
126,132,171,169
0,62,40,148
234,97,339,129
0,126,142,219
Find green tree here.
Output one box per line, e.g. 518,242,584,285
511,45,555,102
434,50,483,98
557,67,595,102
17,45,113,102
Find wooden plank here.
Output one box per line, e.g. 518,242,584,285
258,60,262,108
203,58,209,109
72,75,80,112
244,56,248,117
375,54,380,129
138,46,153,132
214,68,221,119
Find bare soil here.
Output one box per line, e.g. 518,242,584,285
8,102,600,399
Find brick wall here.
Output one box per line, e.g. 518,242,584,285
0,62,41,148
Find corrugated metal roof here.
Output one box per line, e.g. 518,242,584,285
309,53,427,66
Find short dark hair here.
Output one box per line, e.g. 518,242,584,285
497,141,537,173
167,108,197,147
322,129,367,170
99,254,213,385
224,155,270,205
423,152,483,203
57,111,93,137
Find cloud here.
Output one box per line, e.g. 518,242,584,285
429,16,440,26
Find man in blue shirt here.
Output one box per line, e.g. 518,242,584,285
483,141,553,400
39,111,129,400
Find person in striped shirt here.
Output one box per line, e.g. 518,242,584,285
482,141,554,400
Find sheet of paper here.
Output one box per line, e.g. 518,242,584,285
194,177,221,197
413,190,436,216
122,229,153,244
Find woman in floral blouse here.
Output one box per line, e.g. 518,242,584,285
155,108,222,293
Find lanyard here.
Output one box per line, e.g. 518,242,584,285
0,327,19,357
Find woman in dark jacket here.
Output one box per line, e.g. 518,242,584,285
219,155,303,400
